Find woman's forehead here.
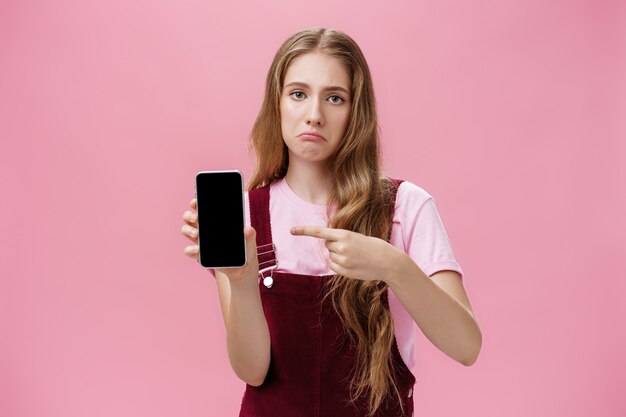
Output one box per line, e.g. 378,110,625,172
284,53,351,90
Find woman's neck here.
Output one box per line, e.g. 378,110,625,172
284,160,332,206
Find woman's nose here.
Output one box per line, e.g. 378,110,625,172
305,98,324,125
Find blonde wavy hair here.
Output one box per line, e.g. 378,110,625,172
246,27,403,416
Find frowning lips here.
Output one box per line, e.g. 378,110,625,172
298,131,326,140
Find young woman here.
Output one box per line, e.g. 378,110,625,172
181,27,482,417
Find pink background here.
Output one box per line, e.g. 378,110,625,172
2,0,625,416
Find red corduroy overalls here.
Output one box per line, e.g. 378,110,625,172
239,178,416,417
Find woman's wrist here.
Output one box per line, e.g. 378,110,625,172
383,249,415,288
228,272,260,292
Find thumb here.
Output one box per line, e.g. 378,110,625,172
244,226,257,260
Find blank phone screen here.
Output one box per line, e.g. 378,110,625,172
195,171,246,268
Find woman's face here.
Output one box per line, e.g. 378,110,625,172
280,52,352,165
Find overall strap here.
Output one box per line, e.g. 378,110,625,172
385,177,404,241
381,177,405,304
248,183,277,271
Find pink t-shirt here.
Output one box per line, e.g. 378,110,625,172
209,177,464,373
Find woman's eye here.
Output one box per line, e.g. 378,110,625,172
290,91,345,104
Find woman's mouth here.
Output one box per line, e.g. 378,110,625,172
298,131,326,141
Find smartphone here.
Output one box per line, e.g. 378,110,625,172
195,170,247,268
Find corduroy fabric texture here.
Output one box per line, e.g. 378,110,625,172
239,178,416,417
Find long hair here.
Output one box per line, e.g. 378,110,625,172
246,27,403,416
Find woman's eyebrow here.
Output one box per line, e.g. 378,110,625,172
284,81,350,95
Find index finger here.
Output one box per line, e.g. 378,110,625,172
290,226,342,241
191,198,197,210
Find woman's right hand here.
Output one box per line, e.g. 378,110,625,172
181,197,260,282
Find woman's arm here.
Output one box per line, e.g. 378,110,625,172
215,270,271,386
289,225,482,365
385,257,482,366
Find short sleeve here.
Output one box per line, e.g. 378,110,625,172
396,182,464,280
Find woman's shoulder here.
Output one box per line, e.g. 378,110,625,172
244,179,275,197
388,178,435,220
385,177,433,202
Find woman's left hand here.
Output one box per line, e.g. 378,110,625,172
290,226,406,282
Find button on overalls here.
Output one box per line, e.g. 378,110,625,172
239,178,416,417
